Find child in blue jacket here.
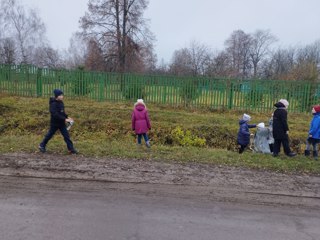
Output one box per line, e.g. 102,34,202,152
305,105,320,160
237,114,256,153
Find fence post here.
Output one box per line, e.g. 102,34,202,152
99,75,104,101
228,81,234,110
36,67,42,97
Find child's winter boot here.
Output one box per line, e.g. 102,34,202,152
313,151,318,160
304,150,311,156
146,141,151,148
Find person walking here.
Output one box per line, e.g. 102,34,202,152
38,89,78,154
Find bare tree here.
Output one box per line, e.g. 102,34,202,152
288,42,320,81
62,33,88,69
250,30,277,78
188,41,212,76
169,48,193,76
80,0,155,73
0,0,46,64
32,46,62,69
225,30,252,79
206,50,232,77
152,58,169,75
137,41,157,73
170,41,212,76
85,38,106,71
0,37,16,64
266,47,296,80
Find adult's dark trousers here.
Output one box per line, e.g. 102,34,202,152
273,137,291,155
40,125,74,150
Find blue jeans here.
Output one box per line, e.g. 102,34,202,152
40,125,74,150
137,133,149,144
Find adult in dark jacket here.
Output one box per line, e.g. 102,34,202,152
237,113,256,153
39,89,77,154
272,99,296,157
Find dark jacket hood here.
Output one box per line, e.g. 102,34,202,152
239,119,247,125
274,102,285,108
49,97,56,104
49,97,63,105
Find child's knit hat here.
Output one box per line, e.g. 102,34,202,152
242,113,251,122
53,89,63,98
137,99,144,104
313,105,320,113
279,99,289,109
134,99,146,107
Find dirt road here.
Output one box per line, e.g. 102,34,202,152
0,153,319,208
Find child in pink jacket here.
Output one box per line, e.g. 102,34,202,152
132,99,151,147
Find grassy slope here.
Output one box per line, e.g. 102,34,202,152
0,94,319,175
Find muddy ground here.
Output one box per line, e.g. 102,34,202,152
0,153,319,208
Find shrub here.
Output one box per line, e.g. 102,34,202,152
170,126,206,147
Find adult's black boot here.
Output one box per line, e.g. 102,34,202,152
287,152,297,157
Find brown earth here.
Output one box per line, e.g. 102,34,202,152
0,153,319,209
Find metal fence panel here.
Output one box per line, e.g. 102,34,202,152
0,64,317,113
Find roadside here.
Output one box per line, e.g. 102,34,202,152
1,95,320,175
0,153,319,209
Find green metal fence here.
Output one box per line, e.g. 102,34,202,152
0,64,319,112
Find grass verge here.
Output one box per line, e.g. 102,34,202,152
0,94,319,175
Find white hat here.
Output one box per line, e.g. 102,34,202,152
242,113,251,122
257,122,265,128
134,99,146,108
279,99,289,108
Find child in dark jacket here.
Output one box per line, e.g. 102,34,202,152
237,114,256,153
38,89,78,154
305,105,320,160
132,99,151,148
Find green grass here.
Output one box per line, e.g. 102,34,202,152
0,94,319,175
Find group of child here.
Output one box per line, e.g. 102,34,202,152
38,90,319,161
237,99,320,160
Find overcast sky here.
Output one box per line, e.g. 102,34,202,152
24,0,320,63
